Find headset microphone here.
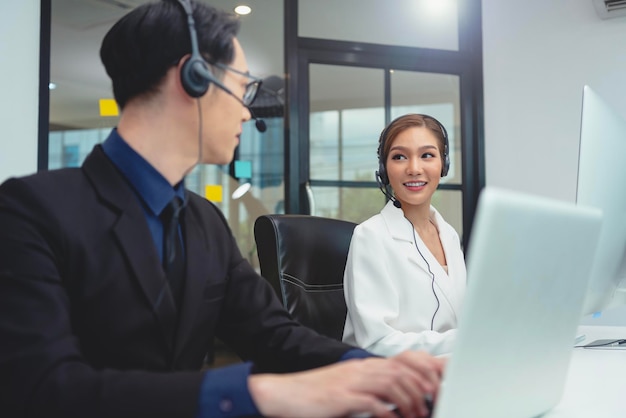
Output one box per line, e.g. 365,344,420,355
250,108,267,133
188,64,266,133
376,171,402,209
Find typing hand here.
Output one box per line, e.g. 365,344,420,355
248,351,443,418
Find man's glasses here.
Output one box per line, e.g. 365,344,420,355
212,62,262,106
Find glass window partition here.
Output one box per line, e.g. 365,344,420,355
308,63,463,236
49,0,285,269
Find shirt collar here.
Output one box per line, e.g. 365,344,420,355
101,128,186,216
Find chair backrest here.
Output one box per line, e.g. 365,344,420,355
254,214,357,340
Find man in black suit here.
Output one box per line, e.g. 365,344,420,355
0,1,443,417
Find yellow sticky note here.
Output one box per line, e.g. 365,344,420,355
99,99,119,117
205,185,223,202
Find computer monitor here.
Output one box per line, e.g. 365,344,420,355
576,85,626,316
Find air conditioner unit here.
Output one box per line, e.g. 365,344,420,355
593,0,626,19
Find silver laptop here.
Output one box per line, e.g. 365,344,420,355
432,187,602,418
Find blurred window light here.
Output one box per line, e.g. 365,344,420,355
421,0,455,18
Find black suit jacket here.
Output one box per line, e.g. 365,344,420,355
0,146,352,418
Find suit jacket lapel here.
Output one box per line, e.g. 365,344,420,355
82,146,178,351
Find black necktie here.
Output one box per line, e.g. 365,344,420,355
160,197,186,309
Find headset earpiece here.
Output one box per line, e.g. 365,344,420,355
180,56,211,97
376,125,391,185
376,162,389,186
442,152,450,177
178,0,214,98
438,121,451,178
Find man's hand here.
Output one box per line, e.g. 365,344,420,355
248,350,445,418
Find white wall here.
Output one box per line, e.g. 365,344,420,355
482,0,626,202
0,1,40,183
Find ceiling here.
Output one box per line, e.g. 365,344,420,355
50,0,287,129
49,0,459,130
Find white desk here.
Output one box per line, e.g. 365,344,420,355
542,325,626,417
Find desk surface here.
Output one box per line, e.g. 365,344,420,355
542,325,626,417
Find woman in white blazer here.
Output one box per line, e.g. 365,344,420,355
343,114,466,356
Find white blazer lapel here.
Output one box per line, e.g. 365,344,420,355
383,204,465,324
431,207,466,322
380,202,434,279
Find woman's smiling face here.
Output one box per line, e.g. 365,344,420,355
386,126,443,209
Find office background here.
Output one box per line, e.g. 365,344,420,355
1,0,626,250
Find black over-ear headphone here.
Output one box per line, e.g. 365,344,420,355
376,114,451,186
177,0,219,97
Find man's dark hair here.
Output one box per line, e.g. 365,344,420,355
100,0,240,109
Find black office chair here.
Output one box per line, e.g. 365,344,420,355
254,214,357,340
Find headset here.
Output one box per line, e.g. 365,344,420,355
176,0,219,97
376,114,450,188
175,0,266,132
